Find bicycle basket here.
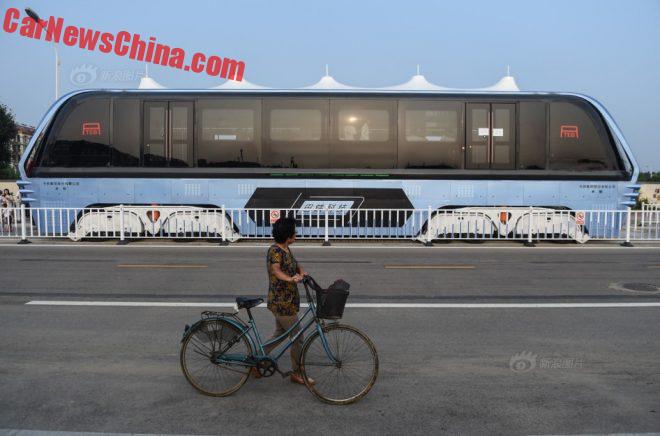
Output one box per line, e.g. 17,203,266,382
309,278,350,320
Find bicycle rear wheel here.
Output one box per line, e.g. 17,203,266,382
180,318,252,396
300,323,378,405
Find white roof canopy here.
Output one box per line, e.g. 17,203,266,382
389,65,520,91
386,74,449,91
213,78,267,89
138,63,522,92
138,76,165,89
304,65,355,90
476,74,520,92
138,64,165,89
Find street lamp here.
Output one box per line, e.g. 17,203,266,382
25,7,60,100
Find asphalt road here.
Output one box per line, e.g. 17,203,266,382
0,243,659,301
0,243,659,435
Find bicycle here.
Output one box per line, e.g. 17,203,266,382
179,276,379,405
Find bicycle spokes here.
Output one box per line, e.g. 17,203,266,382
180,319,252,397
301,324,378,404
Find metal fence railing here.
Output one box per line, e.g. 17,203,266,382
1,204,659,245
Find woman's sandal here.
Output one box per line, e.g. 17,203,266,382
290,373,315,385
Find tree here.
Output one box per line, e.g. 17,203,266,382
0,103,18,170
638,171,660,183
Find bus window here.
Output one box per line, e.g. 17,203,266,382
40,97,111,167
112,98,140,166
399,100,463,169
338,109,389,142
549,101,618,171
330,99,396,168
196,99,261,167
270,109,322,141
263,99,329,168
518,101,546,170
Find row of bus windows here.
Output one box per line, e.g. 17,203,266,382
39,97,621,171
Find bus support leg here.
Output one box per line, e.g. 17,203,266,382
17,203,31,245
219,205,229,246
524,206,536,247
116,204,129,245
322,206,331,246
620,207,634,247
424,206,434,246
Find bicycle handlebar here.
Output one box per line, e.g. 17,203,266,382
301,275,318,305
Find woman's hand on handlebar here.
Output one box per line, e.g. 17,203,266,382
292,274,304,283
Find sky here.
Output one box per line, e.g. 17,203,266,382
0,0,658,169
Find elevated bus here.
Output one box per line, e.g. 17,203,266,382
18,89,639,241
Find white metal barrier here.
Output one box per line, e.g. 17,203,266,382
1,204,659,244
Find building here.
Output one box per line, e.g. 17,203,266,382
640,183,660,204
11,123,35,170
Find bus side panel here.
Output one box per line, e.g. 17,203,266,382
27,177,628,237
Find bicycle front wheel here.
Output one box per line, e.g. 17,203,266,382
300,323,378,405
180,318,252,397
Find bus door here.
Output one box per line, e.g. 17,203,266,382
466,103,515,170
143,101,194,167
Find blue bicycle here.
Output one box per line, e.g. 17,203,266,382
179,276,378,405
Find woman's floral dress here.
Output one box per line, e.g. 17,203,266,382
266,244,300,316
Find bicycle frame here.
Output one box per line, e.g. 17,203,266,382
214,279,339,369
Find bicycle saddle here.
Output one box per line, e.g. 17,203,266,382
235,297,264,309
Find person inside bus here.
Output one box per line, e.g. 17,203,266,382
360,122,371,141
343,123,357,141
255,216,314,386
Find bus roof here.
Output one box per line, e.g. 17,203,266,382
67,88,589,97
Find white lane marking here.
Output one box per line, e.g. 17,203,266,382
0,430,213,436
116,264,208,269
25,300,660,308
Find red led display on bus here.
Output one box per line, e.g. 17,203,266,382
81,122,101,136
560,125,579,139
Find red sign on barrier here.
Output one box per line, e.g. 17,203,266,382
269,210,280,224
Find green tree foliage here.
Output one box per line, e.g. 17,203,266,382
0,103,18,171
638,171,660,182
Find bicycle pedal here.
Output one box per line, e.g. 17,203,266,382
280,370,293,378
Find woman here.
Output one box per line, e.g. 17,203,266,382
1,189,13,207
259,216,313,385
1,201,12,232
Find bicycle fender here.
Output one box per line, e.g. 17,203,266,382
181,317,257,354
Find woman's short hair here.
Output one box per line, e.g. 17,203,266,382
272,217,296,243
